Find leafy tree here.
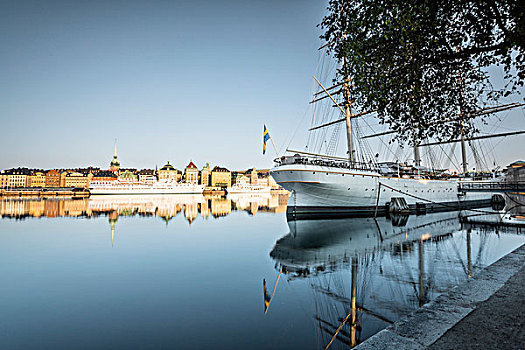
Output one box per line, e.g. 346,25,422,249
320,0,525,144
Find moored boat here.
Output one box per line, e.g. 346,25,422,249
226,184,272,194
89,180,205,195
271,155,495,219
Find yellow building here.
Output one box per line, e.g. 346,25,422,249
211,166,231,188
6,170,30,188
27,172,46,187
184,161,199,184
60,171,67,187
250,168,258,185
201,163,211,186
63,172,90,189
158,161,180,182
0,173,8,188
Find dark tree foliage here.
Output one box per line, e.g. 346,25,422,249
321,0,525,144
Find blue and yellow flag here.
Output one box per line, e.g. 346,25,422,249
263,124,271,155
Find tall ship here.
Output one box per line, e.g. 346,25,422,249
270,42,524,219
90,180,205,195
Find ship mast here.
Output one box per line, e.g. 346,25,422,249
343,75,355,165
413,135,421,167
340,51,355,165
460,119,468,175
340,31,355,165
457,47,469,176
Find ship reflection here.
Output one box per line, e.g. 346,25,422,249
268,195,525,348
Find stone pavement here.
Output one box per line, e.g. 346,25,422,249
355,243,525,350
429,264,525,350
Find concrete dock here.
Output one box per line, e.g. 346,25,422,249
0,188,90,198
355,243,525,349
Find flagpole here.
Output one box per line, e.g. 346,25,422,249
269,135,279,157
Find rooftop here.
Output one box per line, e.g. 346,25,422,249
160,161,175,171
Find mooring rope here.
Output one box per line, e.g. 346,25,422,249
377,181,500,215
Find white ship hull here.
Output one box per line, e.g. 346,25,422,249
89,182,205,195
270,164,495,218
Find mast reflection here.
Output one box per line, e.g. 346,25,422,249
268,196,525,348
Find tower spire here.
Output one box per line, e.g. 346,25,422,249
110,139,121,172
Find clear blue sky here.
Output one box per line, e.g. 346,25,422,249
1,0,524,171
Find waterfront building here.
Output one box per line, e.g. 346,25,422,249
506,160,525,182
158,161,180,182
3,168,31,188
109,142,120,173
184,161,199,184
63,172,90,189
45,169,61,187
27,171,46,188
93,170,118,181
258,171,278,188
9,173,27,188
138,169,156,183
59,171,67,187
211,166,231,188
0,172,8,188
234,174,250,185
201,163,211,186
250,168,258,185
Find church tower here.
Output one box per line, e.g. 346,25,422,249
109,140,120,173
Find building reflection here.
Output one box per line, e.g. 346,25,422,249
0,193,289,225
267,195,525,348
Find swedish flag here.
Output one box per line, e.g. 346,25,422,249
263,124,271,155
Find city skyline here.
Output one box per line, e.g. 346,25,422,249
2,0,524,171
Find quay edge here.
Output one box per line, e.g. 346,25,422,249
353,242,525,349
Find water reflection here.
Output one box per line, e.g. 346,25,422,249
0,193,289,224
268,196,525,348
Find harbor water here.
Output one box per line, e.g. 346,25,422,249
1,194,524,349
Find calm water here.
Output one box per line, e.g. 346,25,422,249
1,194,524,349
